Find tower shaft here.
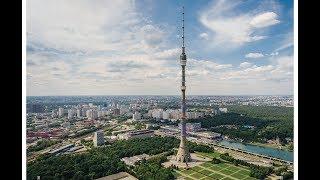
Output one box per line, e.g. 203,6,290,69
176,6,191,163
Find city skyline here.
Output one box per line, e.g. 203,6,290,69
27,0,293,96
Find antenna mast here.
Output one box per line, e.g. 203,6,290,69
182,6,185,52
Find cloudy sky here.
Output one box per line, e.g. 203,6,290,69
26,0,293,96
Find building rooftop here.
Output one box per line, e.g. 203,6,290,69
121,154,150,166
128,130,154,136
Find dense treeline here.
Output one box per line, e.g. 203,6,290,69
188,142,213,153
189,113,271,129
190,112,293,142
220,153,273,179
91,137,180,158
27,137,180,179
133,156,174,180
213,127,258,142
228,105,293,141
211,157,221,164
27,136,214,179
48,122,61,128
27,139,60,153
282,171,293,180
227,105,293,122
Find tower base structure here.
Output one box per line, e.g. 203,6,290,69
175,140,191,162
162,153,211,169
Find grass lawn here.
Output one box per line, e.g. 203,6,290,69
221,177,234,180
183,177,194,180
182,169,195,175
209,173,224,179
172,171,180,178
238,169,251,176
208,165,224,171
176,161,257,180
226,165,242,172
190,172,207,179
197,151,221,159
216,163,230,169
200,169,214,176
202,177,214,180
220,169,234,175
201,162,214,168
243,176,257,180
230,172,247,179
192,166,204,172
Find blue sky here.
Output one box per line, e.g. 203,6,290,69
26,0,293,95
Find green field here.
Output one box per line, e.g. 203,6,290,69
197,151,222,159
176,161,257,180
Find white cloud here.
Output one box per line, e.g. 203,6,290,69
188,59,233,71
222,65,274,80
27,0,178,95
26,0,292,96
199,0,280,48
27,0,143,53
239,62,252,68
222,55,293,82
249,12,280,28
139,24,166,49
274,33,293,52
245,52,264,58
186,55,292,95
155,48,180,59
199,33,209,40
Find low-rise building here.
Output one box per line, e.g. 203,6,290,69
49,144,74,155
178,123,201,132
117,130,154,140
219,107,228,113
190,131,222,140
121,154,150,166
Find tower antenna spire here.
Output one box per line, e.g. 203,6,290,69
182,6,185,48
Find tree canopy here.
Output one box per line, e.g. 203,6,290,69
28,136,210,179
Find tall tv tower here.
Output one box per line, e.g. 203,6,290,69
176,6,191,163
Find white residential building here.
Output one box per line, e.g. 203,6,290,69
58,108,64,117
162,111,170,120
86,110,93,119
68,109,76,119
77,109,81,118
219,108,228,113
151,109,163,119
132,112,141,120
93,130,105,147
120,107,130,115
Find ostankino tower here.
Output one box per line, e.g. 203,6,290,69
175,6,191,163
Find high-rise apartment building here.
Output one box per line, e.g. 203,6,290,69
93,130,105,147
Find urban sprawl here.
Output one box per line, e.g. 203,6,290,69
27,95,293,179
